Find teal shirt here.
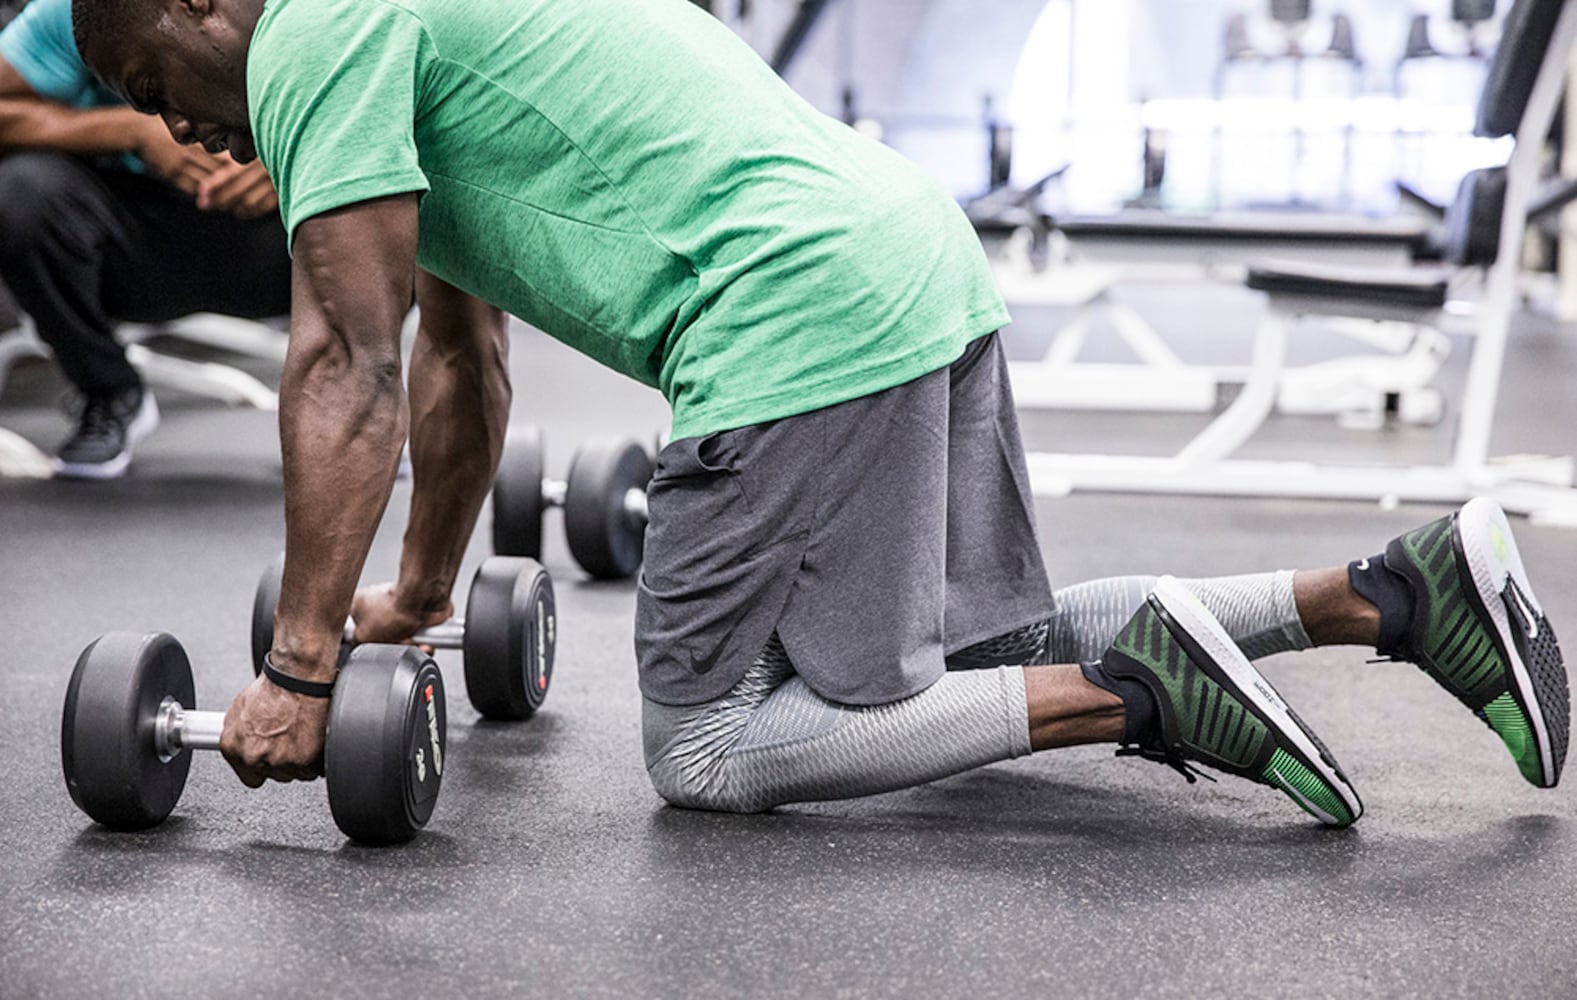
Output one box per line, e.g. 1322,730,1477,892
248,0,1009,438
0,0,140,171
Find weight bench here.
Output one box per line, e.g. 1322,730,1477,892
1051,210,1436,277
117,313,287,411
1239,166,1515,431
1020,0,1577,527
995,208,1450,426
0,312,285,410
0,311,286,478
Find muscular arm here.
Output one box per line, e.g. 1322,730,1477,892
220,194,419,787
347,277,512,637
271,194,420,682
387,274,511,620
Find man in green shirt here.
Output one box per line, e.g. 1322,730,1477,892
71,0,1565,826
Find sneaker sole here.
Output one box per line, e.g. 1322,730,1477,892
52,392,159,481
53,453,133,479
1151,577,1364,827
1454,497,1568,787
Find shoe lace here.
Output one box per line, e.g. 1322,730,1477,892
72,395,124,442
62,390,135,444
1114,744,1217,785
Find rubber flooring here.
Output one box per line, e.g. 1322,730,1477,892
2,283,1575,999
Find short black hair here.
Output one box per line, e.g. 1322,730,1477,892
71,0,157,70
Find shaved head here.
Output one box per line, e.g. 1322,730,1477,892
71,0,265,162
71,0,163,70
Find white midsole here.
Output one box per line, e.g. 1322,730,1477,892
52,392,159,479
1152,575,1362,823
1456,496,1553,781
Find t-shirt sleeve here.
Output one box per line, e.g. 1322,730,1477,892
0,0,97,103
247,1,431,248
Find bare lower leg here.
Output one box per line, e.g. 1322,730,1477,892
1024,664,1125,751
1293,566,1380,647
1020,568,1378,752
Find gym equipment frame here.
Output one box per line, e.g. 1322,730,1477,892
1018,0,1577,529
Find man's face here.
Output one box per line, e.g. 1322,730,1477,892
83,6,257,162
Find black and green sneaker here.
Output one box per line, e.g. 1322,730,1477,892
1380,497,1568,787
1103,577,1363,827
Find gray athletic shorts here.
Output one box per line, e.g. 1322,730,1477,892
636,332,1055,707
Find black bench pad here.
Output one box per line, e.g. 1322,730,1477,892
1246,260,1450,309
1057,210,1434,250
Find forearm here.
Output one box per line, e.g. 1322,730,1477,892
271,196,420,680
398,306,512,611
0,100,146,155
273,326,409,677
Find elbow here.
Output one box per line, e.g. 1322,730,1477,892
338,352,408,426
364,355,407,397
286,322,405,394
282,329,408,439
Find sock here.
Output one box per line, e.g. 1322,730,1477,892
1348,552,1415,655
1079,659,1159,748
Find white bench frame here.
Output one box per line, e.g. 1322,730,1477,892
0,312,285,478
1018,0,1577,528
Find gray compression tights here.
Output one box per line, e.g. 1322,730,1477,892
1046,571,1310,665
643,572,1311,813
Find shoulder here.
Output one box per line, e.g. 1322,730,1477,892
0,0,98,102
1,0,75,52
255,0,425,44
250,0,428,85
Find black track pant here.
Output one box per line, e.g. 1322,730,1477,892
0,152,290,395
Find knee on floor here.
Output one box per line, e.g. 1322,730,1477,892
646,755,769,815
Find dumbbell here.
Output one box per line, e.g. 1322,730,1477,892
61,631,445,844
252,555,555,720
492,425,653,580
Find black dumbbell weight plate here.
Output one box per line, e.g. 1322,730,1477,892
251,552,285,675
61,632,195,830
462,556,556,719
564,436,652,580
493,424,547,559
324,644,446,845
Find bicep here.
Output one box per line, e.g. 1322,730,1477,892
251,5,428,239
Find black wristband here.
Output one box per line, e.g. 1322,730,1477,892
261,654,337,699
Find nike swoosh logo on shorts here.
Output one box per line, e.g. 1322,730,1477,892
688,642,728,676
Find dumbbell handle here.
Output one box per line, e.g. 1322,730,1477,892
339,619,466,650
541,477,646,522
622,488,648,525
154,699,225,755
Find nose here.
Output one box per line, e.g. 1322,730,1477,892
160,110,198,145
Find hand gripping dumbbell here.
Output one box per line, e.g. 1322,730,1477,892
252,555,555,720
491,424,653,580
61,631,445,844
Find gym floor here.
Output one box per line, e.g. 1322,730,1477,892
3,280,1576,998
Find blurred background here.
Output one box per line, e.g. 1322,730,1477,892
700,0,1514,214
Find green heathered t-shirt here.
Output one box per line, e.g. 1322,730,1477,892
247,0,1009,438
